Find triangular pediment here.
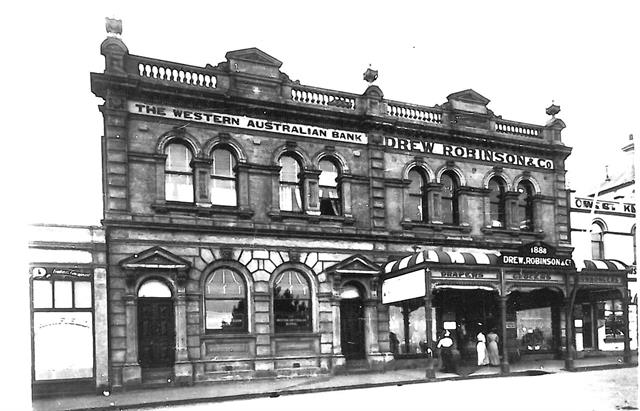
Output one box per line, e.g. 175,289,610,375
447,89,490,106
120,246,191,270
225,47,283,68
326,254,380,275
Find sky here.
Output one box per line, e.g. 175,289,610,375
9,0,640,226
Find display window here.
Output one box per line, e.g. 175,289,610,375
516,307,553,352
31,278,94,381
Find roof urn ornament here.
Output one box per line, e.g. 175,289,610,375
105,17,122,36
545,102,561,118
363,66,378,84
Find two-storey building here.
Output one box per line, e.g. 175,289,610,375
87,20,632,389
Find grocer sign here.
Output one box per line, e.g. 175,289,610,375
500,241,574,269
384,136,554,170
129,102,367,144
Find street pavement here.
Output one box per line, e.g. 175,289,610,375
128,367,639,411
32,356,637,411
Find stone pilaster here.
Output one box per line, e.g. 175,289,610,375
173,292,193,385
122,294,141,386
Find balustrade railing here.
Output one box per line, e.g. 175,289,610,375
386,101,443,124
495,120,542,137
128,55,217,88
291,86,356,110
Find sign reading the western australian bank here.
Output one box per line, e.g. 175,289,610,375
384,136,554,170
129,102,367,144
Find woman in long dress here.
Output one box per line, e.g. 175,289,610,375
487,331,500,366
476,332,489,366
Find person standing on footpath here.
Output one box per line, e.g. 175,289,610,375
487,329,500,366
437,330,456,373
476,332,489,366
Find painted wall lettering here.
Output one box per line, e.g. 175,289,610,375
384,136,554,170
129,102,367,144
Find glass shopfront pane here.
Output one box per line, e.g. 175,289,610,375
205,299,246,332
54,281,73,308
516,307,553,351
74,281,92,308
408,307,427,354
33,280,52,309
33,312,93,380
388,306,405,354
388,305,428,354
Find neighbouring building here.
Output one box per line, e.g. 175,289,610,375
569,134,637,353
76,19,634,390
28,224,108,397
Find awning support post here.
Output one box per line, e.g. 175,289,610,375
622,287,632,364
499,269,510,374
564,273,579,371
423,268,435,380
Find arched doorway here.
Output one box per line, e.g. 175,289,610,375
340,282,366,360
137,279,175,368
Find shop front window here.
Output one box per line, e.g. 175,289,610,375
388,302,428,355
516,307,553,352
273,270,312,332
603,300,624,340
32,278,94,380
205,268,247,333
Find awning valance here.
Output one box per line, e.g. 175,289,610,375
384,250,500,274
575,259,628,272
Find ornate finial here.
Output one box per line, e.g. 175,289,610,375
545,102,560,118
363,65,378,84
106,17,122,37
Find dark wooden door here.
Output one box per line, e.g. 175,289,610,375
138,298,175,368
340,299,366,360
582,304,594,349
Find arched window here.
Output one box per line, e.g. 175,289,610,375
204,268,247,333
441,171,459,225
165,143,194,202
319,158,341,216
407,168,428,222
279,155,303,212
517,180,535,231
488,177,506,228
273,270,311,332
210,148,237,206
591,222,605,259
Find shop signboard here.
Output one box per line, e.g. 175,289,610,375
500,241,573,269
381,270,426,304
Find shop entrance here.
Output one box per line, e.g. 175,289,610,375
340,283,366,360
137,280,175,368
432,288,499,361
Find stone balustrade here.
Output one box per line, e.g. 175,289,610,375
129,55,217,89
495,119,542,137
386,101,443,124
291,86,357,110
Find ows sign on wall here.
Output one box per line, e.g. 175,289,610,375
384,136,554,170
129,102,367,144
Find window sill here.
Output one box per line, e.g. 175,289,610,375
152,201,254,218
201,333,254,340
481,227,545,238
269,211,354,225
401,221,472,233
272,331,320,338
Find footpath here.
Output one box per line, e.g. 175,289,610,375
32,356,637,411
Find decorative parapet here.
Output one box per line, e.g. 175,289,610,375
96,28,561,143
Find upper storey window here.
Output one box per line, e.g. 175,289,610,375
591,222,605,259
211,148,237,206
441,171,459,225
319,159,341,216
165,143,194,202
408,168,428,221
488,177,506,228
279,155,302,212
517,180,535,231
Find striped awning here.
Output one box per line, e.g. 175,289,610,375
384,250,500,274
575,259,628,272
